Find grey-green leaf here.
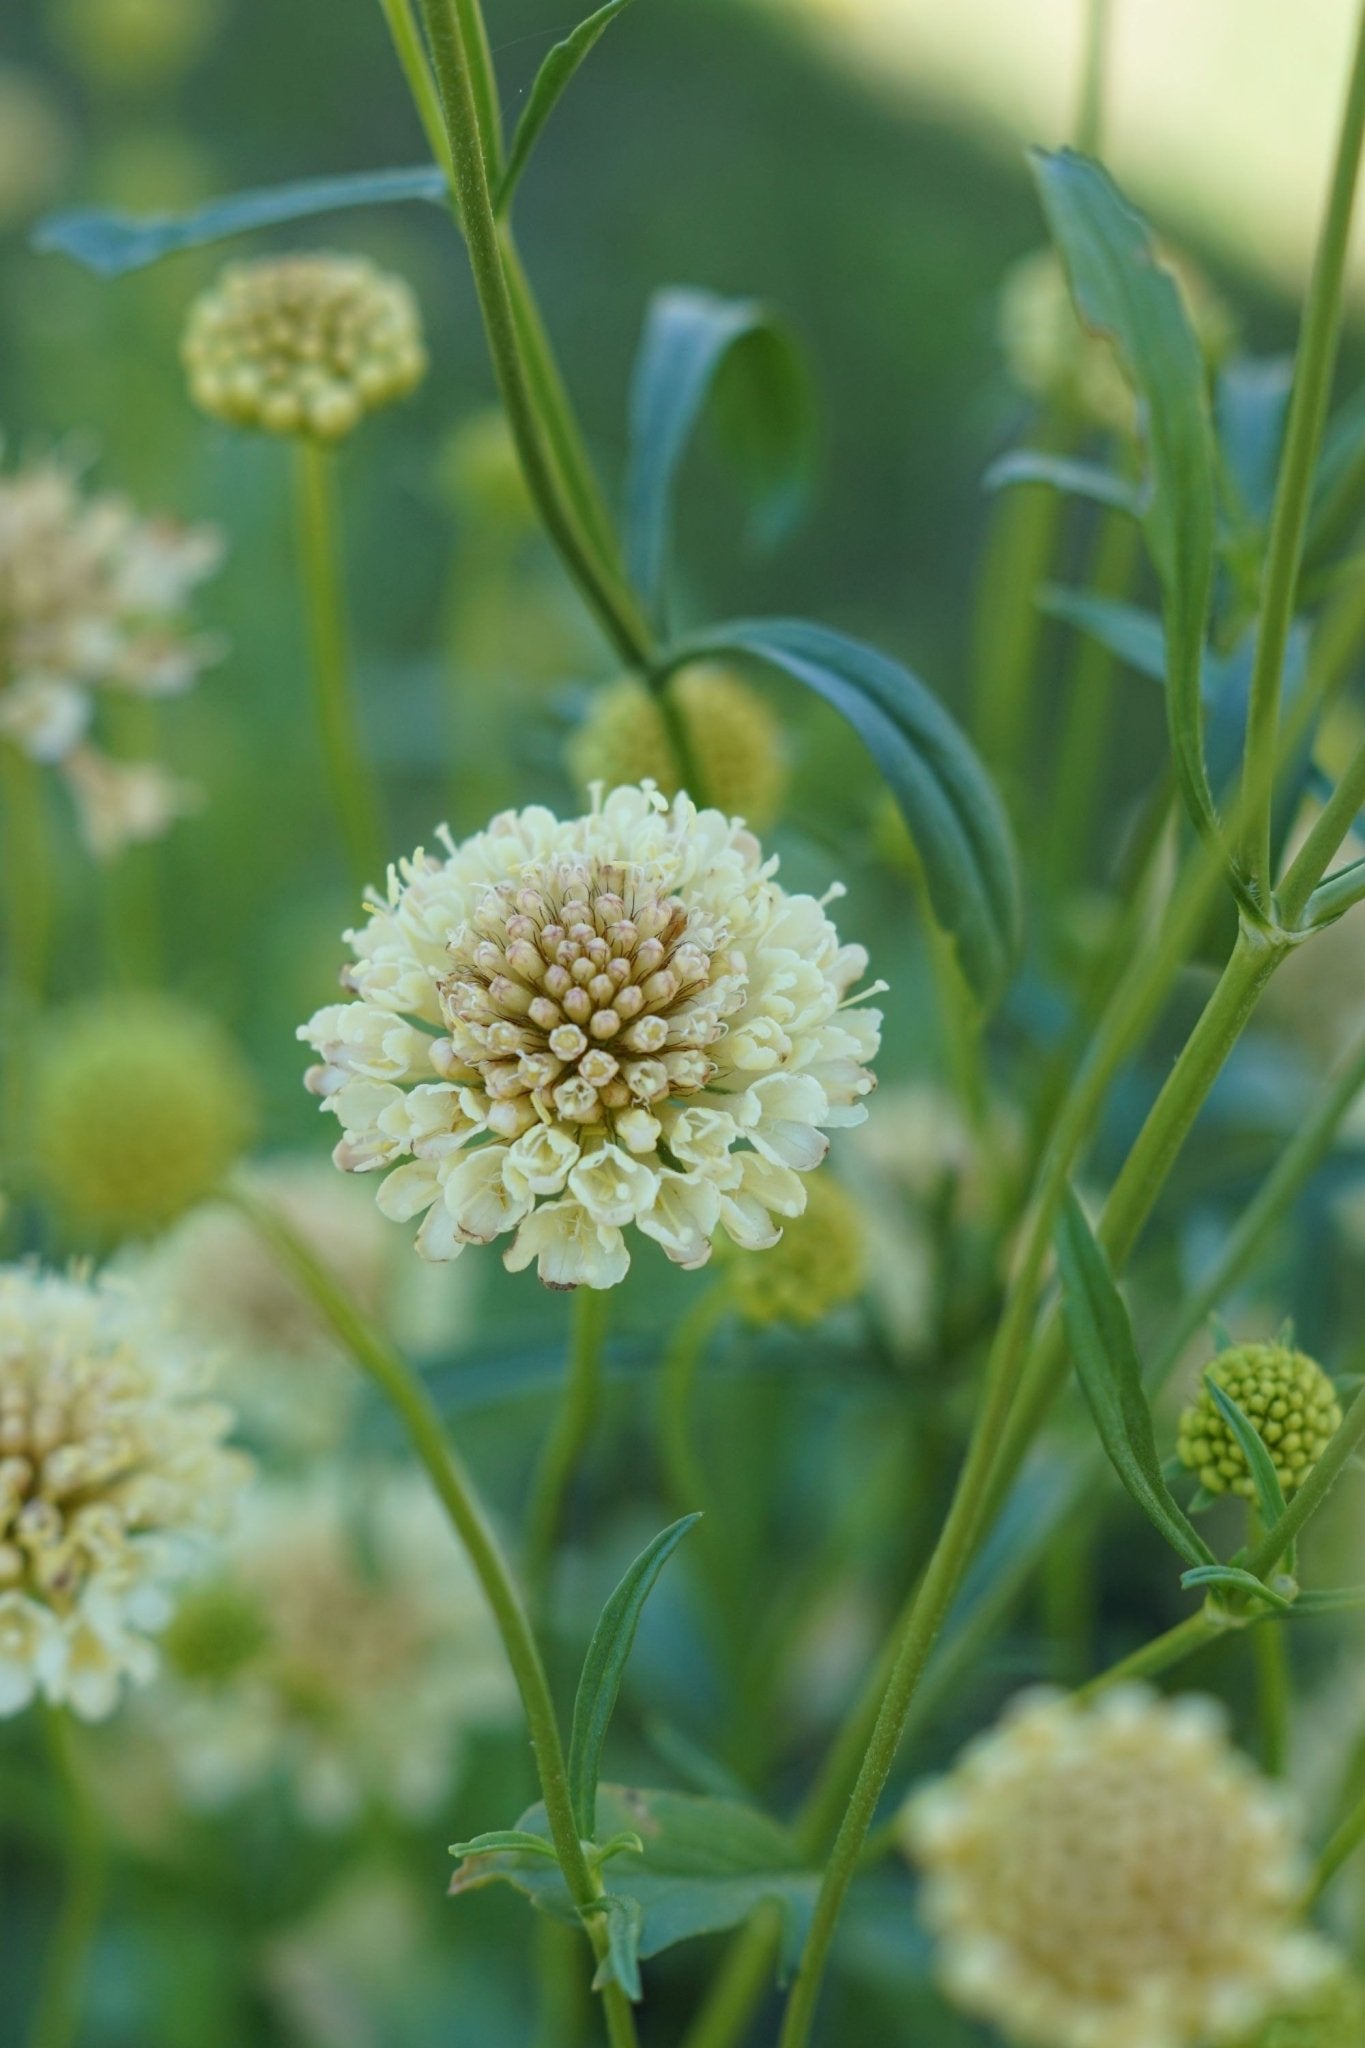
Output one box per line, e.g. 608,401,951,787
984,448,1143,517
586,1893,644,2000
568,1514,700,1836
35,166,451,278
1031,149,1218,844
449,1829,560,1861
1037,588,1169,683
497,0,640,213
658,617,1021,1007
625,289,815,620
1203,1374,1288,1530
1055,1186,1217,1571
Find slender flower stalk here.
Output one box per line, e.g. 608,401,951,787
1044,501,1142,890
27,1708,104,2048
225,1183,640,2048
1240,0,1365,903
1308,1779,1365,1908
293,440,387,893
525,1288,611,1606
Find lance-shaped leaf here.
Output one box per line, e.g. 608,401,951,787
451,1785,818,1981
497,0,640,213
1031,149,1219,845
625,288,815,619
1203,1374,1288,1531
1038,588,1170,683
1179,1565,1297,1614
658,617,1020,1007
568,1514,700,1835
984,448,1143,517
35,165,451,277
1055,1186,1217,1571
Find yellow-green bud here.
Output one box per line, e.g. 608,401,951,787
1235,1972,1365,2048
182,254,426,442
568,665,787,830
1177,1342,1342,1501
162,1578,270,1684
45,0,222,92
33,992,256,1238
724,1176,866,1328
437,407,535,533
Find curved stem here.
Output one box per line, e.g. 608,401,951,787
28,1707,103,2048
1077,1611,1227,1702
1308,1778,1365,1908
1240,0,1365,901
293,440,388,892
525,1287,610,1606
226,1184,638,2046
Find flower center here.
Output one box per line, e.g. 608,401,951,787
438,857,744,1138
0,1376,134,1608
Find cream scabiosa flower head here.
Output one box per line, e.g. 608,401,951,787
300,784,881,1289
0,1264,249,1721
903,1687,1329,2048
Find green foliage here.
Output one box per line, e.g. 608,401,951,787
496,0,642,214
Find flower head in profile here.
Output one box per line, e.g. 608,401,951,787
300,784,882,1289
1178,1342,1342,1502
0,1264,249,1721
903,1687,1330,2048
155,1469,515,1826
182,254,426,441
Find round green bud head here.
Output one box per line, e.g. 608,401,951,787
1235,1971,1365,2048
725,1175,867,1328
1177,1342,1342,1501
33,992,257,1238
162,1578,271,1684
182,254,427,442
568,665,787,830
46,0,222,93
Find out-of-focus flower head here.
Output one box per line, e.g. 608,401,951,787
182,255,427,442
1177,1342,1342,1501
567,667,789,833
0,452,222,834
903,1686,1330,2048
300,784,882,1290
156,1469,515,1826
45,0,223,94
0,1263,249,1721
33,993,256,1241
61,745,201,861
0,68,73,229
724,1172,867,1327
438,406,535,535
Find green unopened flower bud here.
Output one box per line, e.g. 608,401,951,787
46,0,221,92
1177,1342,1342,1501
437,408,535,534
725,1176,866,1328
568,665,787,829
162,1578,270,1684
33,992,256,1238
1235,1971,1365,2048
182,255,426,442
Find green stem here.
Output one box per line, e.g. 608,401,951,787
28,1707,104,2048
98,694,163,988
1074,0,1113,157
1076,1610,1227,1701
416,0,652,669
292,439,388,892
2,742,53,1005
526,1287,611,1607
1279,736,1365,924
1254,1606,1292,1775
658,1287,732,1528
1044,505,1143,891
1244,1382,1365,1579
1308,1780,1365,1908
1240,0,1365,901
226,1184,638,2046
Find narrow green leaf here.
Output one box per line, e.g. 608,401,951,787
449,1829,560,1861
625,289,815,620
568,1514,700,1836
1179,1565,1297,1613
1305,379,1365,576
1055,1187,1217,1570
496,0,639,212
34,165,450,277
593,1831,646,1866
1037,587,1169,683
585,1893,644,2000
658,617,1021,1008
1203,1374,1288,1530
1031,149,1219,844
1292,1585,1365,1615
984,448,1143,516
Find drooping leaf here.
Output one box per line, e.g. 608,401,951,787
497,0,640,212
625,289,815,619
1031,149,1219,842
568,1514,700,1835
983,448,1143,517
1037,588,1170,684
1179,1564,1296,1613
585,1893,644,1999
1203,1374,1288,1530
451,1785,818,1981
35,165,451,277
659,617,1021,1007
1055,1187,1217,1571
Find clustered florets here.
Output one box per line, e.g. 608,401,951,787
903,1687,1330,2048
182,254,426,441
300,785,881,1289
0,1265,249,1721
1178,1343,1342,1501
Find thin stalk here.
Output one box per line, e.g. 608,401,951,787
658,1287,732,1527
681,1909,783,2048
378,0,453,180
1240,0,1365,901
1279,738,1365,924
1074,0,1113,157
416,0,653,669
1307,1779,1365,1908
1076,1611,1226,1701
225,1184,639,2047
2,742,53,1005
1044,506,1143,891
28,1707,104,2048
525,1286,611,1606
970,407,1072,783
1254,1608,1292,1775
292,440,387,892
1244,1383,1365,1579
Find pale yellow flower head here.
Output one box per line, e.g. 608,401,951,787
0,1264,249,1721
1178,1343,1341,1501
725,1172,866,1327
904,1686,1329,2048
568,666,788,832
182,254,427,441
156,1469,515,1826
300,784,881,1290
33,993,256,1240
